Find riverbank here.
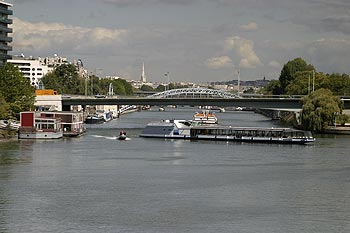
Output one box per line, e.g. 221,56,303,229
256,108,350,134
0,128,17,140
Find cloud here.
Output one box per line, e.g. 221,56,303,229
306,38,350,73
320,16,350,34
240,22,258,31
268,60,281,68
100,0,196,7
11,18,129,56
224,36,262,68
205,56,232,69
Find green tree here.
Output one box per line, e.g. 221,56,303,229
156,85,165,92
116,79,133,95
140,84,154,92
279,58,314,94
42,64,85,95
0,95,10,119
328,73,350,96
299,88,346,132
0,63,35,119
262,80,283,95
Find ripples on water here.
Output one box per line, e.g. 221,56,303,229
1,107,350,233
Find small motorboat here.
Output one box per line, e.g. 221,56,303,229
118,130,127,140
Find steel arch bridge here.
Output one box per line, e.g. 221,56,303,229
148,88,238,99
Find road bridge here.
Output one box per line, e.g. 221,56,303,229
62,97,305,110
58,87,350,111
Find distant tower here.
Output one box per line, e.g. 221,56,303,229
141,62,146,83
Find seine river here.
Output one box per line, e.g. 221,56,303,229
1,107,350,233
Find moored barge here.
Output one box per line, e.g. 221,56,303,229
140,120,315,145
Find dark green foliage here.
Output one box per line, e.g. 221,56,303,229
42,64,85,95
0,95,10,119
155,85,165,92
279,58,315,93
140,85,154,92
0,63,35,119
262,80,283,95
42,65,133,96
299,88,346,132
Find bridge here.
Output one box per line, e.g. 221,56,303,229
58,88,350,111
62,97,306,110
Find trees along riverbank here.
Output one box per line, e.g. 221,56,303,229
262,58,350,132
299,89,349,132
0,63,35,120
0,64,35,139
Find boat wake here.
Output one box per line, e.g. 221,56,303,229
90,135,131,141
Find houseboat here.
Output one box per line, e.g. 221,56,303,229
19,112,63,139
37,111,85,137
140,120,315,145
19,111,85,139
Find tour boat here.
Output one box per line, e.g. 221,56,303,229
193,110,218,124
140,120,315,145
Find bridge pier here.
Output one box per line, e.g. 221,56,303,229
256,108,300,127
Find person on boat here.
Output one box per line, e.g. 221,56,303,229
119,130,126,136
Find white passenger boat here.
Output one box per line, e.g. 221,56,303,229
140,120,316,145
193,110,218,124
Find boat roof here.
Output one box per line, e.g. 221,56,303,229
191,125,305,132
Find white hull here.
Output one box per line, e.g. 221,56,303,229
140,120,316,145
19,131,63,139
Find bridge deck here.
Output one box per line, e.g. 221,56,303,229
62,97,306,109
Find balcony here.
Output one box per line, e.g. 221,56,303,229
0,53,12,60
0,25,12,33
0,45,12,51
0,35,12,42
0,17,12,24
0,8,13,15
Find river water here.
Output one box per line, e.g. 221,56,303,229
1,107,350,233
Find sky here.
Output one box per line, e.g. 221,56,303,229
8,0,350,83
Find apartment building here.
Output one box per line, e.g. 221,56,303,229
0,0,12,67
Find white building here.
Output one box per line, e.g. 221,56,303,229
8,56,51,89
8,55,89,89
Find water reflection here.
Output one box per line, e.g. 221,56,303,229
0,140,33,165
